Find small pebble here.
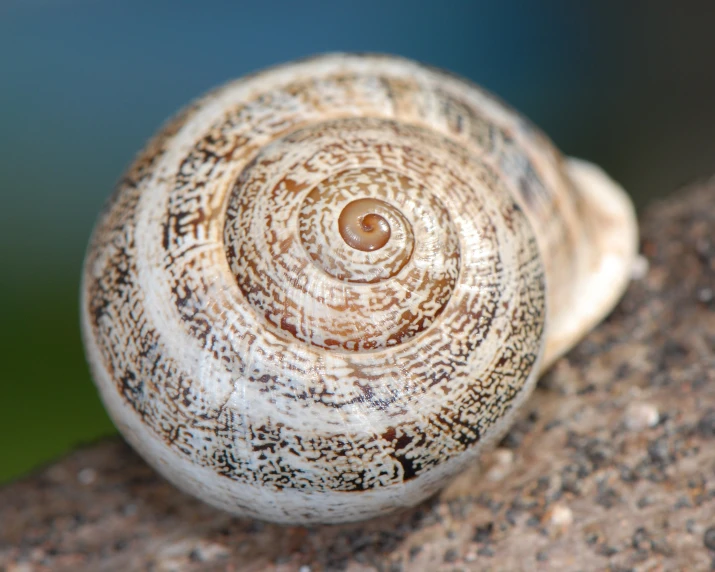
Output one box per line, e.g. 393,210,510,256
443,548,459,563
190,541,229,562
632,527,652,551
473,522,494,543
697,288,713,303
630,255,650,280
704,527,715,551
598,545,619,557
624,402,659,431
477,545,495,557
123,503,138,516
77,468,97,485
697,409,715,438
486,448,514,481
547,504,573,528
637,495,654,509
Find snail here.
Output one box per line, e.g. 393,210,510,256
81,53,637,525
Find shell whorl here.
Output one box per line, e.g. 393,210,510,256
81,54,636,524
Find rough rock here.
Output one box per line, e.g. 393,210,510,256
1,181,714,571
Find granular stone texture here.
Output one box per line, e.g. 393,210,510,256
1,181,714,571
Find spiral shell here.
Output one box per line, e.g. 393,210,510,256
81,54,637,524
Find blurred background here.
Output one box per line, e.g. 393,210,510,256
1,1,714,483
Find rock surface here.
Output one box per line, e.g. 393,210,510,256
1,181,714,571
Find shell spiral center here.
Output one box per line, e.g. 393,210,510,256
338,198,392,252
223,119,464,351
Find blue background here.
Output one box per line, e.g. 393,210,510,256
1,1,713,482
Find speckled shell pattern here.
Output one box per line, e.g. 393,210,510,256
81,54,637,524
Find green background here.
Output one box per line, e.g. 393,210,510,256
2,1,714,483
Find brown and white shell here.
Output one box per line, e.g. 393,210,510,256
81,53,637,525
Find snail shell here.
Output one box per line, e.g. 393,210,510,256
81,54,637,525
